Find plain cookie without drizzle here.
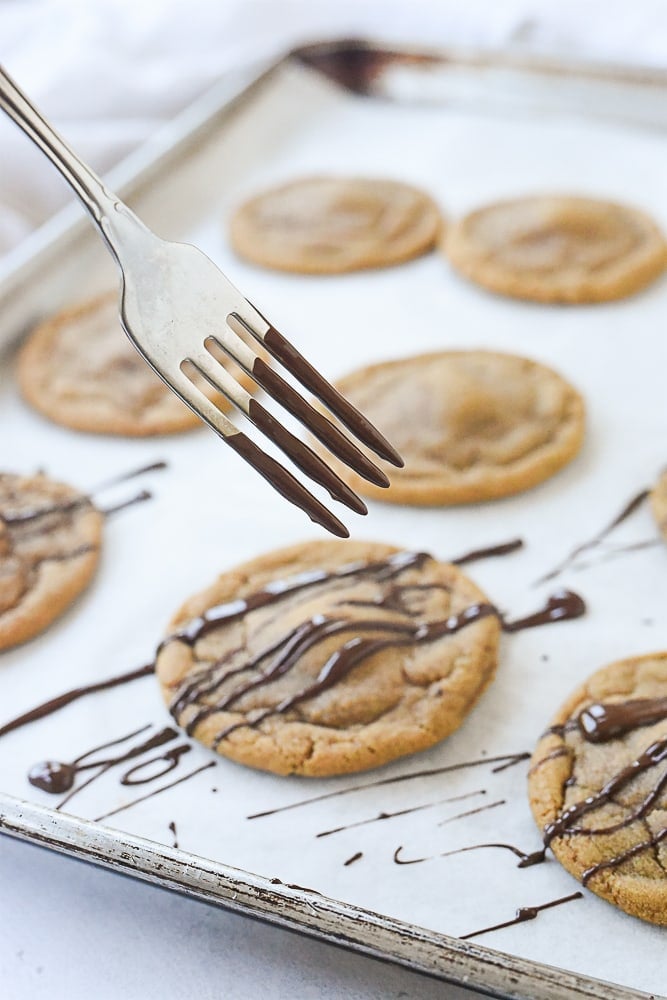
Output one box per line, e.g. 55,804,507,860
312,350,585,506
528,653,667,925
229,177,443,274
650,470,667,541
18,293,258,437
0,472,102,650
445,195,666,303
156,539,501,777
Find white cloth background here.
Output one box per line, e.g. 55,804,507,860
1,0,667,261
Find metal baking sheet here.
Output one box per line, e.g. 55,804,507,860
1,41,666,1000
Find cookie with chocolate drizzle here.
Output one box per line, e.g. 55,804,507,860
156,540,500,777
0,472,102,650
311,350,584,505
651,470,667,542
528,652,667,925
445,195,666,303
229,177,443,274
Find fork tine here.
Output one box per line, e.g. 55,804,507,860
207,333,390,489
169,369,349,538
228,311,404,469
184,354,367,515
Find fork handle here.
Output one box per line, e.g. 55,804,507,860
0,64,148,261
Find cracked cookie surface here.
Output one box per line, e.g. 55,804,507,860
0,473,102,650
229,177,443,274
445,195,666,303
156,539,500,777
18,293,257,437
313,350,584,506
651,471,667,542
528,652,667,925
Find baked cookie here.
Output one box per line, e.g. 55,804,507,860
0,472,102,650
528,652,667,925
156,539,501,777
229,177,443,274
650,470,667,541
312,350,585,506
18,293,257,437
445,195,666,303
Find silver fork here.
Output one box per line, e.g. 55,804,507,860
0,66,403,538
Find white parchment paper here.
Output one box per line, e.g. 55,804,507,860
1,64,666,995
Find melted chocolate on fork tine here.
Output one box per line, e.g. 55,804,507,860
223,314,391,487
259,321,403,468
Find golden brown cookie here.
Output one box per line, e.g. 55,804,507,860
0,472,102,650
445,195,666,303
156,539,501,777
650,470,667,541
528,652,667,925
229,177,443,274
18,294,258,437
312,350,585,506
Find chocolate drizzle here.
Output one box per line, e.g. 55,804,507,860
247,752,529,820
543,737,667,851
459,892,583,941
28,724,184,806
0,493,90,527
1,460,167,527
582,827,667,884
501,590,586,633
100,489,153,518
536,487,650,583
26,721,216,823
93,761,215,824
343,851,363,866
451,538,523,566
540,692,667,880
0,664,154,739
393,842,545,869
436,798,505,826
315,789,487,838
164,551,585,749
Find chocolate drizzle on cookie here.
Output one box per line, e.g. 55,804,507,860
163,551,584,749
536,486,650,583
0,460,166,528
538,687,667,883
